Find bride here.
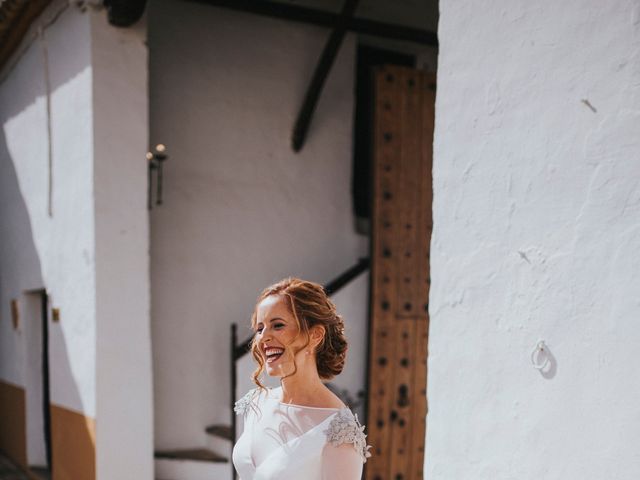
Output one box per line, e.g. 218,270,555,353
232,277,371,479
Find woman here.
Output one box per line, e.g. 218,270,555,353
232,277,371,479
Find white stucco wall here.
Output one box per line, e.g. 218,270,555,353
428,1,640,478
90,9,153,480
0,2,96,417
148,0,369,450
1,4,153,477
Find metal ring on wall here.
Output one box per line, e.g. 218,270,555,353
530,340,550,370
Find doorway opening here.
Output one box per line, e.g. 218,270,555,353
24,290,52,479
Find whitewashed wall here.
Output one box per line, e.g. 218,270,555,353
1,3,153,478
0,2,96,418
90,9,154,480
148,0,369,450
428,1,640,478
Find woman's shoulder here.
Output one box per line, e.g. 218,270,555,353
323,408,372,463
234,386,272,416
317,387,348,409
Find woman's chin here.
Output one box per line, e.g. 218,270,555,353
265,361,290,377
266,367,283,377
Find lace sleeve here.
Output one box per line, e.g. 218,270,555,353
323,409,372,463
234,388,258,416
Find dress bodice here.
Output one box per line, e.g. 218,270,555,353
232,387,371,480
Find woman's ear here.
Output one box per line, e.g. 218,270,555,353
309,325,325,350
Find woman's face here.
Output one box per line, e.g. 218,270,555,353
254,294,311,377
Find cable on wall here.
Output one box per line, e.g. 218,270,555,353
38,26,54,217
0,1,94,217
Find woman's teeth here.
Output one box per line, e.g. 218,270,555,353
265,348,284,363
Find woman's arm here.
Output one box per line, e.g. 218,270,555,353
321,442,364,480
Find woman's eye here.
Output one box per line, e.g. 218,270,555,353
274,323,284,329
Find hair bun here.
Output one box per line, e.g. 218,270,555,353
249,278,350,385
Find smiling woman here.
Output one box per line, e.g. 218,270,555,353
232,278,371,480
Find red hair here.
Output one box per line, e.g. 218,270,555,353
250,277,348,389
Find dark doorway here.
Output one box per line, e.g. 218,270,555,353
26,290,52,479
41,291,52,476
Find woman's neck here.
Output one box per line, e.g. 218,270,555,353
279,367,326,406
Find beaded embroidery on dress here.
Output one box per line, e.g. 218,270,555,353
234,388,258,416
323,409,372,463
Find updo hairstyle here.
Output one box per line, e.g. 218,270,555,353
249,277,348,389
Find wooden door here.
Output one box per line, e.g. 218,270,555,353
365,66,435,480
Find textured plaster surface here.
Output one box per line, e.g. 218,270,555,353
0,4,96,417
427,1,640,478
90,10,153,480
1,5,153,477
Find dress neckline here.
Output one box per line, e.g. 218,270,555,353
269,386,345,411
279,401,342,410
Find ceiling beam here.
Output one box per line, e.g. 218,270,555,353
292,0,359,152
181,0,438,47
0,0,51,73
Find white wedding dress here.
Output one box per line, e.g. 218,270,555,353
232,386,371,480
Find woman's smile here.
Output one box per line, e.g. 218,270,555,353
264,347,284,363
254,294,308,376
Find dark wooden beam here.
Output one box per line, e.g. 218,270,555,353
180,1,437,151
292,0,359,152
181,0,438,47
0,0,51,73
324,256,370,294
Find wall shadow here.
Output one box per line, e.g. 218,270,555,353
0,103,96,480
0,4,96,477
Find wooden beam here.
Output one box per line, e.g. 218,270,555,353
181,1,437,152
180,0,438,47
292,0,359,152
0,0,51,73
324,257,370,294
